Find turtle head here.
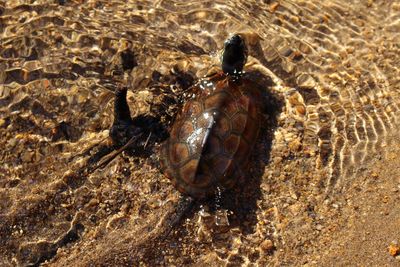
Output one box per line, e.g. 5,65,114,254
221,34,248,76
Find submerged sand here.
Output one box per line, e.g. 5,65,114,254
0,0,399,266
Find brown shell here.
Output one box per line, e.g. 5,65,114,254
160,72,261,199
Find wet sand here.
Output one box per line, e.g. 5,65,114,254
0,0,400,266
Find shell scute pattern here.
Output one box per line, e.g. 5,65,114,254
161,72,261,198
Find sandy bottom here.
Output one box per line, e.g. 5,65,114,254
1,0,400,266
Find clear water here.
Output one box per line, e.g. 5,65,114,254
0,0,400,266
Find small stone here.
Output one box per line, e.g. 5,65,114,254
290,15,300,24
288,139,302,152
274,156,283,164
269,2,280,13
389,242,400,256
195,11,207,19
260,239,274,252
288,203,302,215
21,151,34,163
296,105,306,115
296,73,316,88
147,198,161,209
382,196,389,203
8,138,17,147
215,209,229,227
34,150,42,162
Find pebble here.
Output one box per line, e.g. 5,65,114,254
21,150,34,162
389,242,400,257
260,239,274,252
7,138,18,148
296,73,316,88
269,2,280,13
296,105,306,115
288,138,302,152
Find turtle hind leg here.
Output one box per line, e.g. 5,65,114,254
160,196,196,241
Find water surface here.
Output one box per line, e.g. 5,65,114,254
0,0,399,266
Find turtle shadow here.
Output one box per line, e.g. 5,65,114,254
86,101,170,168
82,113,168,173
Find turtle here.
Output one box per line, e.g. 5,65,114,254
160,34,262,199
107,34,263,238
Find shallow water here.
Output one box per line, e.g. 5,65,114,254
0,0,400,266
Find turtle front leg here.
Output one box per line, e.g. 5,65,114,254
109,87,140,148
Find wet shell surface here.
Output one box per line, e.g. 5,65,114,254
161,72,261,199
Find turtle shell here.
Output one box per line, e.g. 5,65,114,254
160,72,261,199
